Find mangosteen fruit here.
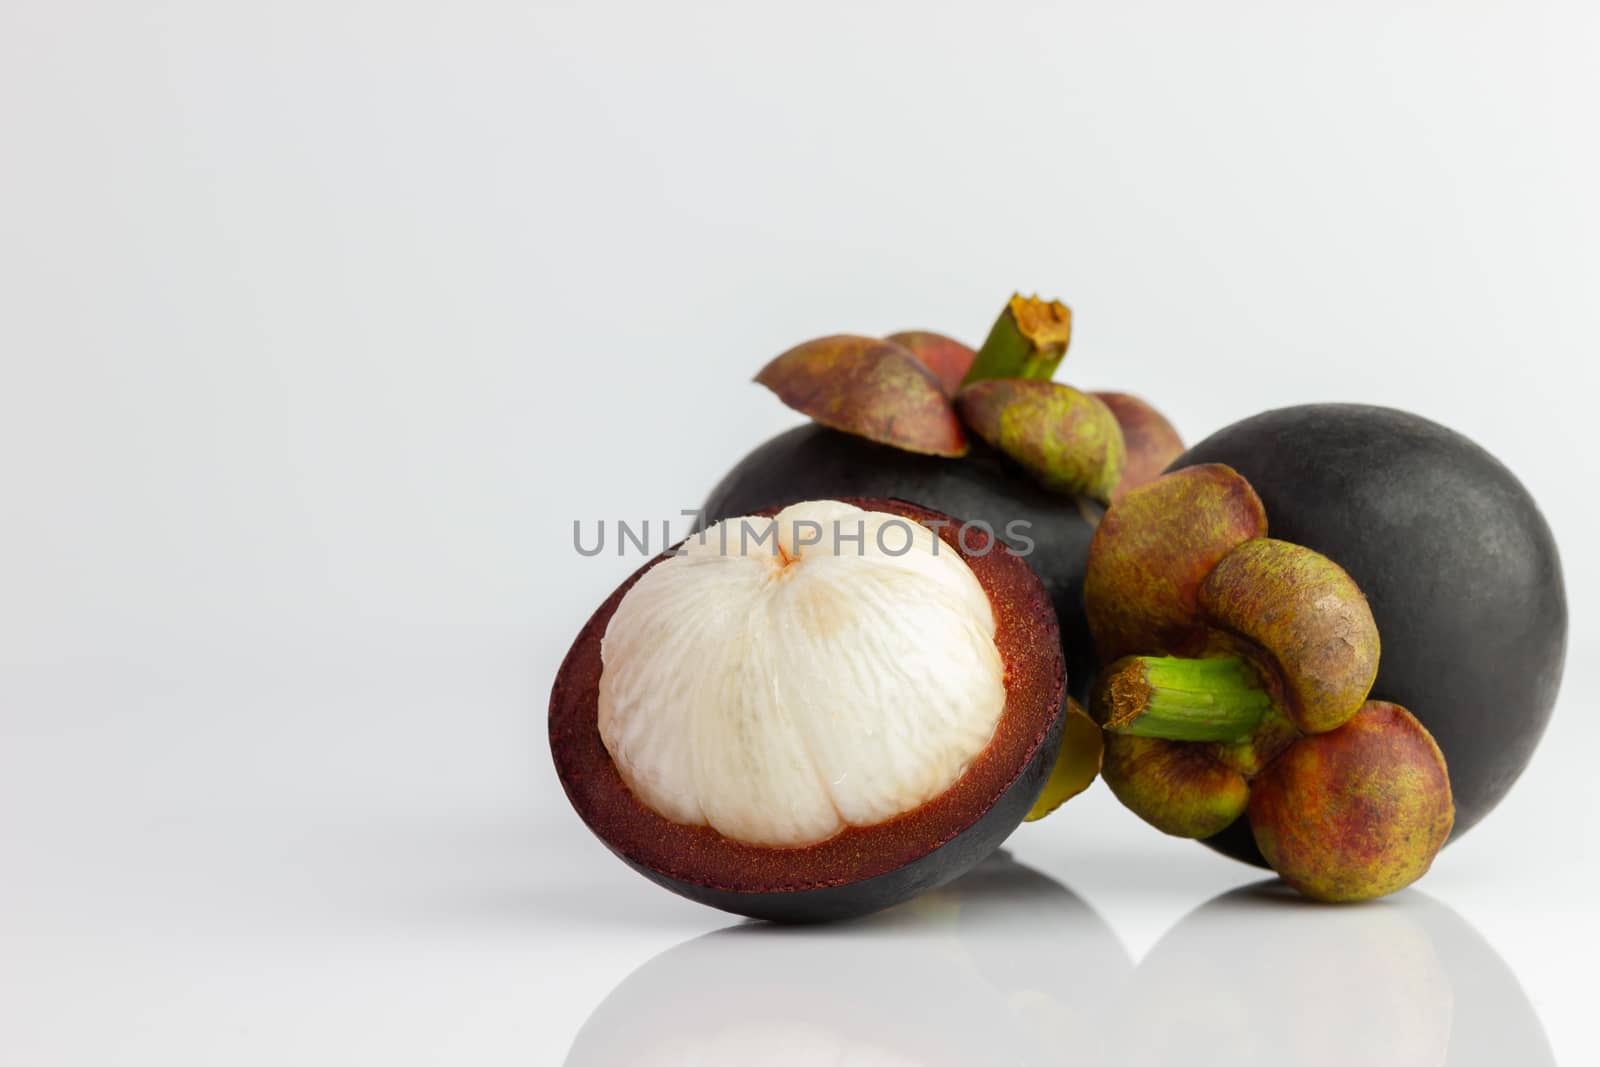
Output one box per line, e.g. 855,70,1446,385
1083,465,1455,901
1174,404,1566,858
549,498,1085,921
702,294,1184,703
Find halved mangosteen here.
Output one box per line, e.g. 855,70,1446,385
549,497,1075,922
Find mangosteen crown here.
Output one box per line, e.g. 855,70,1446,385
752,294,1169,505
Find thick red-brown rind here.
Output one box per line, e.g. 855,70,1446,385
886,331,976,397
1094,392,1185,503
548,497,1068,922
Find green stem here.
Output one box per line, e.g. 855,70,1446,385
1097,655,1271,744
960,294,1072,386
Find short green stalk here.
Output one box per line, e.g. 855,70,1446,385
960,294,1072,385
1097,654,1272,744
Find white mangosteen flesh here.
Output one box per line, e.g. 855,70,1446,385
597,500,1006,848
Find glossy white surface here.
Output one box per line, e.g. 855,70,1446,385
2,1,1596,1063
0,674,1591,1064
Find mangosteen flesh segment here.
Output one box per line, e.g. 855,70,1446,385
550,497,1068,922
1176,404,1566,852
598,501,1006,849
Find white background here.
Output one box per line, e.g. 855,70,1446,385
3,1,1597,1063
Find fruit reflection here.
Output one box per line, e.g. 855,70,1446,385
1112,882,1552,1067
566,851,1132,1066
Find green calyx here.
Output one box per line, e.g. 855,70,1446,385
954,379,1126,503
960,294,1072,386
1095,654,1273,744
1081,468,1456,902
